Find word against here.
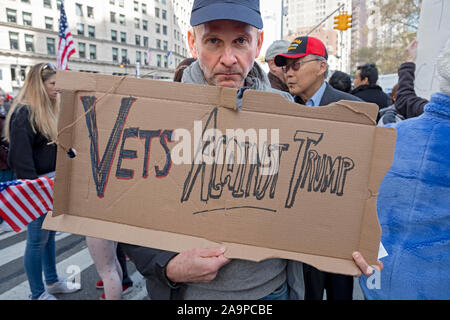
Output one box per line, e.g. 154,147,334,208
177,304,273,318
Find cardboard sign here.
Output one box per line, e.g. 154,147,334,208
43,71,396,276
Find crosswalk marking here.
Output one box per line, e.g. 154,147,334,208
0,229,24,242
0,232,71,268
0,231,149,300
0,247,93,300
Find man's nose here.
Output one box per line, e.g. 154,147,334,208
220,46,237,66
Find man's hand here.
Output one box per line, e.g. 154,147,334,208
166,247,231,283
352,251,384,277
405,40,418,63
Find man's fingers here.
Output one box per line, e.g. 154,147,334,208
198,247,227,258
352,251,374,276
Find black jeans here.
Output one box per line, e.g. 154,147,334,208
303,264,353,300
117,243,133,286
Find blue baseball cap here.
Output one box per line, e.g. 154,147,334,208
190,0,263,29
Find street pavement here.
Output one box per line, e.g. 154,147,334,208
0,229,148,300
0,229,364,300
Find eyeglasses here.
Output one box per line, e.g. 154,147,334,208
282,59,321,73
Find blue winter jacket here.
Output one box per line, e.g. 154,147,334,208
360,92,450,300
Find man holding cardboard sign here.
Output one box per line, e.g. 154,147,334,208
121,0,382,300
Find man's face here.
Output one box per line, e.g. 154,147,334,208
188,20,263,88
353,69,367,88
284,55,326,97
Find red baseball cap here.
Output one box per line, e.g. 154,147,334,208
274,36,328,66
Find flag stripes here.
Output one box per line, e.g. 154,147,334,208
0,177,54,232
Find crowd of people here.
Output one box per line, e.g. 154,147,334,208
0,0,448,301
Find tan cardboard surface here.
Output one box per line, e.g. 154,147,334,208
44,70,396,275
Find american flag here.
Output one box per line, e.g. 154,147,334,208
145,47,152,64
57,0,75,70
0,177,54,232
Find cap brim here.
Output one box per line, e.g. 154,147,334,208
190,3,263,29
274,53,308,66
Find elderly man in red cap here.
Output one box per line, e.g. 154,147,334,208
274,36,365,300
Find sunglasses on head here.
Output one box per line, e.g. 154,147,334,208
42,63,56,71
282,58,321,73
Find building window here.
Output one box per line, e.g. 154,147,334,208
121,49,127,63
142,3,147,14
10,65,17,82
110,0,115,4
25,34,34,52
110,12,116,23
142,20,148,31
156,39,161,49
120,32,126,43
134,1,139,11
155,7,160,18
89,44,96,60
136,51,141,64
162,25,167,35
134,18,140,29
6,9,17,23
9,32,19,50
163,40,168,51
157,54,161,67
56,0,61,10
161,0,166,4
22,0,31,3
135,35,141,46
88,25,95,38
111,30,117,41
119,0,124,8
112,47,118,63
23,12,32,26
164,55,168,68
119,14,125,25
75,3,83,16
87,6,94,18
47,37,55,55
43,0,52,9
79,42,86,58
156,23,161,33
77,23,84,36
45,16,53,30
143,36,148,48
162,9,167,20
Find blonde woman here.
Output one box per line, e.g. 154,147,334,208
4,63,80,300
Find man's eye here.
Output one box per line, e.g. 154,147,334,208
236,38,246,44
208,38,218,44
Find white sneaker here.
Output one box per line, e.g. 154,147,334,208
29,291,57,300
46,279,81,295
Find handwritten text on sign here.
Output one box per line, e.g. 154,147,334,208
81,96,355,211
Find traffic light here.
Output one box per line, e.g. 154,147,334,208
333,12,352,31
333,13,346,31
